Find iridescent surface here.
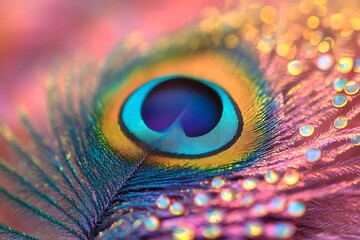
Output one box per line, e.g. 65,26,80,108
305,148,322,162
120,75,242,156
141,77,223,137
0,1,359,239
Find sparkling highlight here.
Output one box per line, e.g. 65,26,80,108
299,124,314,137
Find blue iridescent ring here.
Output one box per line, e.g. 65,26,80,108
119,75,243,157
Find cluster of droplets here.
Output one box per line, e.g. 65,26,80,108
199,0,360,61
272,0,360,159
189,0,360,157
96,1,360,239
132,172,310,240
125,0,360,60
297,55,360,164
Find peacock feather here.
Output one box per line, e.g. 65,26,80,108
0,1,359,239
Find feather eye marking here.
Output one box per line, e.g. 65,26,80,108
120,75,242,157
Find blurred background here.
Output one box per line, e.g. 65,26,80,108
0,0,232,228
0,0,230,134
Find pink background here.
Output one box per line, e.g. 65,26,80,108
0,0,229,133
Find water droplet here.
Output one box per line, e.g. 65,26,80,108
172,224,195,240
242,178,259,190
344,81,359,95
287,201,306,217
332,94,347,108
287,60,304,76
143,216,160,232
244,221,264,238
316,54,333,70
283,169,300,185
265,222,295,239
202,225,222,239
354,58,360,72
156,195,170,209
267,197,286,213
264,170,280,184
211,176,225,188
220,188,235,201
333,78,347,92
206,209,224,223
194,192,210,207
299,124,314,137
334,116,348,129
351,135,360,146
169,202,185,216
337,57,353,73
305,148,322,162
